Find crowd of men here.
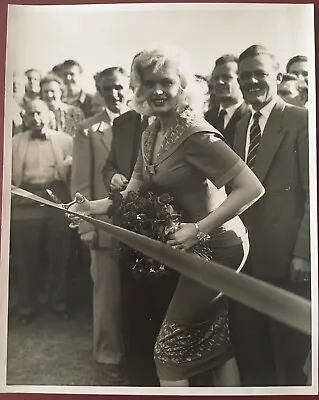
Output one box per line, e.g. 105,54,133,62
9,50,310,387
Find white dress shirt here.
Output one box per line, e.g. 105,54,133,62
218,102,243,129
23,137,58,184
244,97,278,161
105,107,121,125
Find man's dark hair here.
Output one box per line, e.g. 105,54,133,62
62,59,83,74
51,63,64,77
286,55,308,72
215,54,238,67
94,67,128,85
25,68,41,77
239,45,280,70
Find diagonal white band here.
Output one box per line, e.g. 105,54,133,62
10,185,311,335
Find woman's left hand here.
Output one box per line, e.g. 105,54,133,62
166,223,198,250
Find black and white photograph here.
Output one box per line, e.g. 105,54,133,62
0,2,317,396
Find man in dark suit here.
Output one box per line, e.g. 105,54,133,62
104,111,178,387
231,45,310,386
205,54,249,149
103,111,158,386
71,67,130,385
103,110,145,191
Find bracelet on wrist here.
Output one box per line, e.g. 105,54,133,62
194,222,211,242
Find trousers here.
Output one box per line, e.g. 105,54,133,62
229,259,311,386
90,249,124,373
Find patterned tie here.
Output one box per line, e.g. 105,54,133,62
247,111,262,169
217,109,227,132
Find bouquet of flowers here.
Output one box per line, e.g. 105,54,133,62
107,188,214,278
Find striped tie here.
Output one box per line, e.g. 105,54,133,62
247,112,262,169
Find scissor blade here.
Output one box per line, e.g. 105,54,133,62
11,185,66,211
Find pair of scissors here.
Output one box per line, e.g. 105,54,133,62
46,189,85,210
45,189,87,229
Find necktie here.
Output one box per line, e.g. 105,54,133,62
247,112,262,169
217,109,227,132
54,108,64,131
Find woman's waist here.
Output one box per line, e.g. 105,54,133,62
142,185,247,243
186,214,248,245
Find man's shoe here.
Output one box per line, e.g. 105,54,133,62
50,305,70,321
95,363,127,386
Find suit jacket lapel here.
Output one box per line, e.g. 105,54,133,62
253,100,287,182
97,113,112,151
233,112,251,160
207,107,219,122
119,113,142,174
49,132,67,182
231,103,247,124
211,107,223,131
13,131,31,187
224,106,240,146
99,123,112,152
129,113,142,168
226,103,249,132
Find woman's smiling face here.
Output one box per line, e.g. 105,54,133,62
141,62,182,116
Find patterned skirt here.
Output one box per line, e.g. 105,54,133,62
154,239,247,381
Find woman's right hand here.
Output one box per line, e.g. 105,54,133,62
65,193,91,229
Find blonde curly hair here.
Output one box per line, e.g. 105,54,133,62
129,45,205,116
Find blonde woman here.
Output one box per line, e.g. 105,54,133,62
69,46,264,387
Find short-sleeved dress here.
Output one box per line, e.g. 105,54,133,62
132,108,249,381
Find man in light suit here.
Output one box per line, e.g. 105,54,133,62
205,54,249,149
71,67,130,385
11,99,73,324
231,45,310,386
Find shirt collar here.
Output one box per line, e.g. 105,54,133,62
106,105,130,122
78,90,87,104
104,107,120,124
64,91,86,106
53,102,68,112
250,96,278,119
219,101,243,116
142,115,156,125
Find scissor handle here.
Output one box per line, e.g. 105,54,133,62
62,200,76,210
62,193,86,210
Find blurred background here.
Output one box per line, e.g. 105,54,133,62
7,3,314,94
